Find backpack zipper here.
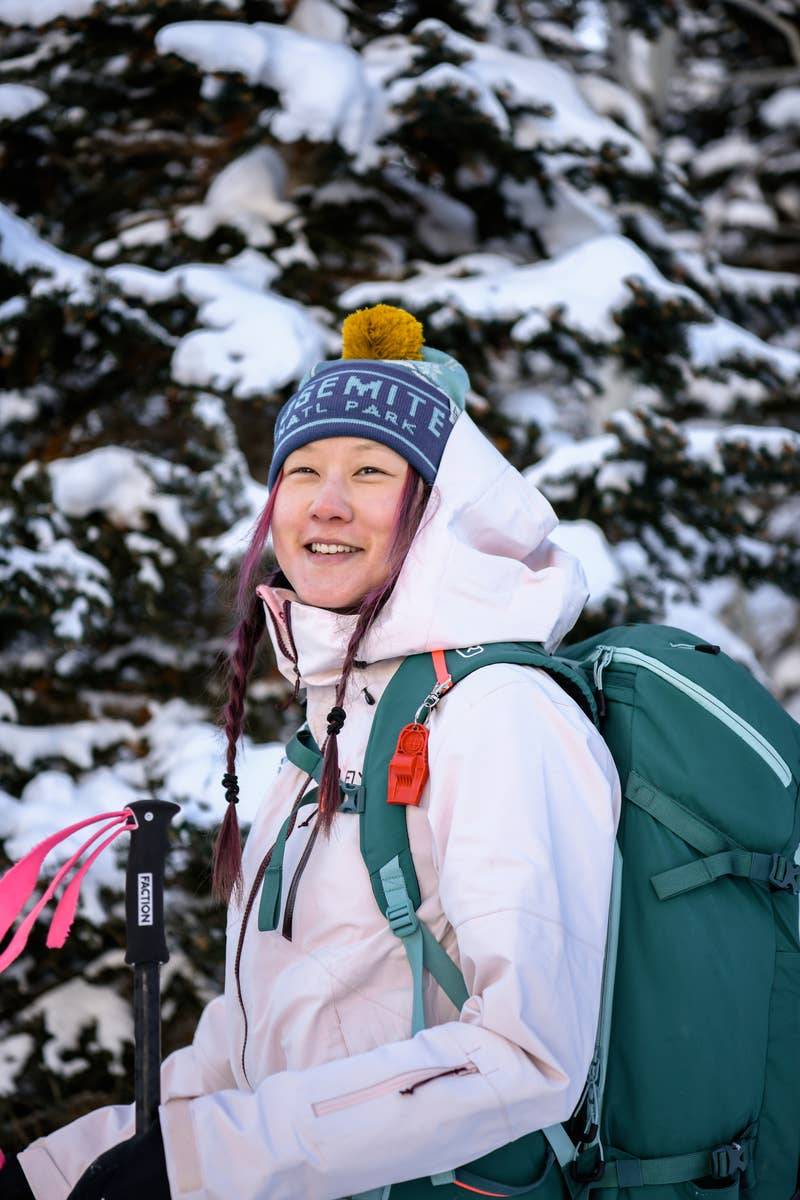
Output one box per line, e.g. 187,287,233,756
589,646,793,787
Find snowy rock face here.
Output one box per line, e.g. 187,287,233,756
1,0,799,1148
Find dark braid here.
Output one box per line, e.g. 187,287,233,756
212,591,266,902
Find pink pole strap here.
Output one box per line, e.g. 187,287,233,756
0,810,135,975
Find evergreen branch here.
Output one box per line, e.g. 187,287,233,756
720,0,800,66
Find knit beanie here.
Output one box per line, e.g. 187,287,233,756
267,305,470,489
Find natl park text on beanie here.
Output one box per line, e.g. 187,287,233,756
267,305,470,489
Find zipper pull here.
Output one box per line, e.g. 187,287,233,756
593,648,614,719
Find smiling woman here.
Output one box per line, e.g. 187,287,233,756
271,438,415,612
12,306,619,1200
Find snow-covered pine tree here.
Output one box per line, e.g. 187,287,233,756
1,0,798,1146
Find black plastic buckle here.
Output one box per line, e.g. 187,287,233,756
712,1141,746,1180
570,1150,605,1184
769,854,800,893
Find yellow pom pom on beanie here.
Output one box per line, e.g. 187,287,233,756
342,304,424,361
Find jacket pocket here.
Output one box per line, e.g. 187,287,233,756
312,1062,478,1116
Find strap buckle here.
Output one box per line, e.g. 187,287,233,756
711,1141,746,1180
569,1146,605,1184
339,783,366,814
769,854,800,893
386,898,418,939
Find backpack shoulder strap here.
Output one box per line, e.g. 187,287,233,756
360,640,597,918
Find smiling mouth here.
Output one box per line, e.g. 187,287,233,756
307,543,361,555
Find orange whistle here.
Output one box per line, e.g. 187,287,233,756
387,723,430,806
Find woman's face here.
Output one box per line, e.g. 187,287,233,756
271,437,411,611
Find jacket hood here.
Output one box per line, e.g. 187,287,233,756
258,413,588,687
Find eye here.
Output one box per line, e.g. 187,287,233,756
286,465,317,476
355,466,387,476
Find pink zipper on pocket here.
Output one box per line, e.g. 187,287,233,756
312,1062,478,1116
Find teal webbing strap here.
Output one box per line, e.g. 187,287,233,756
285,727,323,782
419,922,469,1012
549,841,623,1183
651,848,779,900
625,771,741,857
542,1123,578,1169
591,1138,751,1188
379,857,469,1031
430,1172,456,1186
595,841,622,1121
590,1151,710,1188
351,1188,391,1200
380,857,427,1035
257,790,318,931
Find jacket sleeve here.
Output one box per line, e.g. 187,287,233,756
18,994,236,1199
157,666,619,1200
22,666,620,1200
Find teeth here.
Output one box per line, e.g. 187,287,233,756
309,543,359,555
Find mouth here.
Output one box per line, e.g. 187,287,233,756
305,542,362,556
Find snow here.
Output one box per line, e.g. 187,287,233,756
683,424,800,473
714,263,800,299
577,74,648,140
0,83,47,121
177,147,295,247
402,21,651,172
29,978,133,1077
287,0,349,43
0,539,112,612
0,0,120,23
343,235,701,343
687,318,800,380
156,17,650,174
0,391,39,428
108,262,325,397
0,204,94,302
388,63,511,136
200,476,269,569
761,87,800,129
525,433,619,502
690,134,760,178
156,21,377,157
49,446,189,542
0,1034,34,1097
144,700,283,827
0,720,135,773
550,519,623,608
0,691,18,722
663,591,763,678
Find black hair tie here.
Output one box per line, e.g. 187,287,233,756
222,772,240,804
326,706,346,736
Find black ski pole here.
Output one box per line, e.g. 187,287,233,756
124,799,180,1135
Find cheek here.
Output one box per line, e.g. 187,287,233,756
270,496,298,567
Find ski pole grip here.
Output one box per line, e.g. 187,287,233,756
124,800,180,966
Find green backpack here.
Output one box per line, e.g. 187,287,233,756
275,624,800,1200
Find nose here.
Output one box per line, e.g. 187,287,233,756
308,474,352,522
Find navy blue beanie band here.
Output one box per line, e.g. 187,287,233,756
268,360,460,489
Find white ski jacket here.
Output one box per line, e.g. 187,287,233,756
19,413,620,1200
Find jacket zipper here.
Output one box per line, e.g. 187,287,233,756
311,1063,478,1116
266,600,301,697
234,778,312,1086
589,646,793,786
